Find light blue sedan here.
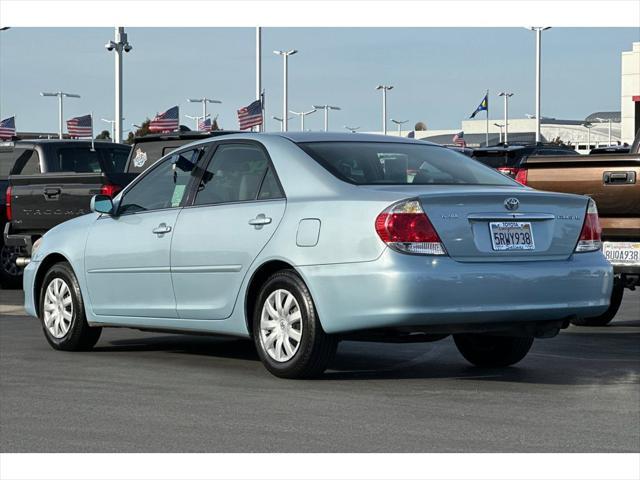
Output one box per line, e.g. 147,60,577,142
22,133,612,378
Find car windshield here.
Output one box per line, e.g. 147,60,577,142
299,141,516,186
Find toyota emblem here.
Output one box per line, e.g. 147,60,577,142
504,198,520,211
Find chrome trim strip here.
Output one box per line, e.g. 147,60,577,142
467,213,556,221
171,265,242,273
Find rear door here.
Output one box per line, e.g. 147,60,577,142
171,141,286,320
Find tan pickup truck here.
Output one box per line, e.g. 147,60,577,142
473,131,640,325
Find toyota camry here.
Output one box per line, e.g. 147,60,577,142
20,133,613,378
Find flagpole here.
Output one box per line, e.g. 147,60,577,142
256,27,263,132
485,89,489,146
90,112,95,151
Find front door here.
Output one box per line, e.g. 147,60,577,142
171,142,286,320
85,147,205,318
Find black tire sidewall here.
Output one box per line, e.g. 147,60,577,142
252,270,325,378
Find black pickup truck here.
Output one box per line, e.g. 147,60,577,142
3,140,132,269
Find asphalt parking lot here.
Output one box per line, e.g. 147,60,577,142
1,287,638,453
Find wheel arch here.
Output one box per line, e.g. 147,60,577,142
244,259,297,338
33,252,72,318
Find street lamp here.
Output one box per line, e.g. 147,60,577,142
494,123,506,144
529,27,550,143
290,109,316,131
391,119,409,137
101,118,122,141
40,91,80,139
376,85,394,135
272,115,293,132
498,92,514,144
185,113,209,131
105,27,132,143
313,105,341,131
187,98,221,125
583,122,594,152
345,125,360,133
595,117,613,146
273,49,298,132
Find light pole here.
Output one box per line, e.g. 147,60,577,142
40,91,80,139
313,105,341,131
494,123,505,144
345,125,360,133
583,122,593,152
498,92,514,144
272,115,293,132
529,27,550,143
101,118,121,141
187,98,221,125
185,114,209,131
376,85,393,135
105,27,132,144
290,109,316,131
391,119,409,137
595,117,613,146
274,49,298,132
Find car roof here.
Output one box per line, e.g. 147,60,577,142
7,139,129,148
266,131,440,145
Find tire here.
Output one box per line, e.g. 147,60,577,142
252,270,337,379
454,334,534,368
570,278,624,327
0,240,25,289
39,262,102,351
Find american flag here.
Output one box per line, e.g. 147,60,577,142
452,131,466,147
198,117,212,132
237,100,263,130
149,106,179,133
66,114,93,138
0,116,16,140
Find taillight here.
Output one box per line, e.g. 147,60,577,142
100,184,121,197
375,199,446,255
575,199,602,253
5,186,12,221
496,167,528,186
514,168,528,186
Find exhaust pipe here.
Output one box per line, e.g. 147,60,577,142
16,257,30,268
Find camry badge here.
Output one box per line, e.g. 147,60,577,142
504,198,520,211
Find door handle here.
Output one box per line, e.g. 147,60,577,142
603,171,636,185
152,223,172,235
248,214,272,227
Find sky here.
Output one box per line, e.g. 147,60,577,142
0,27,638,134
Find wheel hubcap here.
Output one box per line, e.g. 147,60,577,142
43,278,73,339
259,289,303,362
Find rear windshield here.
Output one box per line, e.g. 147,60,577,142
47,146,130,173
299,141,516,186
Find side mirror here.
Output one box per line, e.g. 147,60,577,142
90,194,114,215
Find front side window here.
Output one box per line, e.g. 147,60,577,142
194,143,277,205
118,148,203,215
300,142,518,186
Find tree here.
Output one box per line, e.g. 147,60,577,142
95,130,111,140
126,119,152,144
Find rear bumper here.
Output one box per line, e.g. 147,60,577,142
3,223,33,251
297,249,613,335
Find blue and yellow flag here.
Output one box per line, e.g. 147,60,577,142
470,93,488,118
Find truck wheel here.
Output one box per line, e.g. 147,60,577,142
571,278,624,327
252,270,337,379
39,262,102,351
0,241,25,289
454,334,534,368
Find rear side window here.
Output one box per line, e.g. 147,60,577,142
300,142,516,186
3,148,40,175
100,147,131,172
50,148,102,173
194,143,276,205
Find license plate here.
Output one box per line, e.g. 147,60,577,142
490,222,535,251
602,242,640,266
